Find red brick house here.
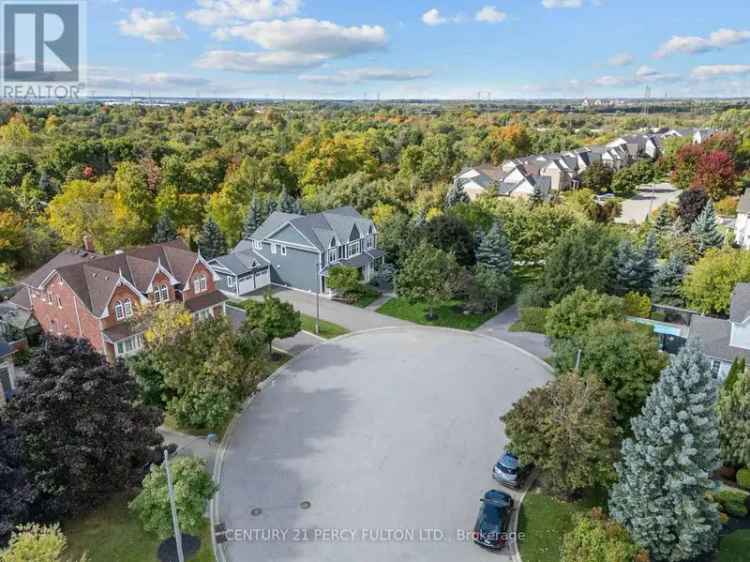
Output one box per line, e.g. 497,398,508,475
12,239,226,362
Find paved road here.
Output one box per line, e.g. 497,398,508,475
615,182,679,224
256,287,411,332
217,327,551,562
475,304,551,361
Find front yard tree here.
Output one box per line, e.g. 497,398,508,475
327,265,361,298
651,254,686,306
396,241,460,319
476,221,512,276
552,319,666,423
580,162,614,194
473,265,511,312
0,524,86,562
130,457,217,539
242,291,302,354
502,372,619,500
677,187,708,226
198,217,226,260
689,199,723,255
152,213,176,243
422,214,476,267
545,287,623,340
609,340,721,562
653,205,673,234
0,420,35,544
718,364,750,468
682,248,750,316
7,336,163,520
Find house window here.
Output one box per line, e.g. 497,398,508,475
254,240,262,250
328,248,337,264
159,284,169,303
46,291,53,304
280,245,287,256
57,296,63,309
114,300,125,320
227,276,236,288
123,299,133,318
193,274,208,294
711,360,722,377
348,242,360,257
194,308,214,321
115,334,144,357
271,243,278,255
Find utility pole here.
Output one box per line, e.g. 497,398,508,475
575,349,582,371
315,258,321,336
164,449,185,562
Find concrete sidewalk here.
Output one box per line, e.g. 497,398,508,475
475,304,551,361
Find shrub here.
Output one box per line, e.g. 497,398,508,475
623,292,651,318
561,508,649,562
545,287,623,339
517,283,552,308
714,489,749,518
715,196,739,217
518,307,548,333
737,468,750,491
720,512,730,525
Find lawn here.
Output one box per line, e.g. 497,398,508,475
377,298,495,331
300,313,349,339
517,487,606,562
63,493,214,562
720,530,750,562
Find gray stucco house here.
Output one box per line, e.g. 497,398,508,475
209,206,384,297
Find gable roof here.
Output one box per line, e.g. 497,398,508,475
20,248,102,289
730,283,750,324
247,206,375,252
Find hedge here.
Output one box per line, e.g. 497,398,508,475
737,468,750,491
714,489,749,518
519,307,549,334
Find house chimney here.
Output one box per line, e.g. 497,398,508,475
82,235,95,253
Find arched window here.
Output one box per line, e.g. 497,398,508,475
114,300,124,320
159,284,169,302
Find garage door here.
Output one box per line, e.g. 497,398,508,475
238,277,255,295
254,268,270,289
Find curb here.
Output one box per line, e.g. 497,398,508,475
510,469,539,562
209,325,551,562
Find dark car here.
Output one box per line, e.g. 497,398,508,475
473,490,514,549
492,452,530,489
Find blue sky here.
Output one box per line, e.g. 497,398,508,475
84,0,750,99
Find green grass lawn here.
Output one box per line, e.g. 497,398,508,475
376,298,495,331
517,487,606,562
63,493,214,562
720,530,750,562
300,313,349,339
351,288,380,308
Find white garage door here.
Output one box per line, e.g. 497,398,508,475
238,277,255,295
254,269,270,289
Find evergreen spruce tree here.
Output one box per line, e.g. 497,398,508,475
638,232,658,292
152,214,177,243
198,217,227,260
613,240,643,295
292,198,305,215
609,340,721,562
266,198,278,217
653,205,673,234
277,187,296,214
650,254,686,306
242,196,262,240
718,361,750,467
445,179,469,208
690,199,723,254
476,221,512,276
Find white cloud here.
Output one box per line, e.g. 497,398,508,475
194,49,327,73
140,73,211,88
87,67,210,91
590,66,680,88
592,75,633,87
655,28,750,58
691,64,750,79
187,0,300,26
422,9,447,26
213,18,387,58
117,8,186,42
475,6,507,23
299,67,432,84
608,52,634,66
542,0,584,8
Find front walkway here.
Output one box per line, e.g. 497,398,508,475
475,304,551,361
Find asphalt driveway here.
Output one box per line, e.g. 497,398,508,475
615,182,679,224
216,327,551,562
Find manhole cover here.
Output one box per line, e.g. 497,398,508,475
300,501,311,510
250,507,263,516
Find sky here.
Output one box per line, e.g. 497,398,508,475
80,0,750,99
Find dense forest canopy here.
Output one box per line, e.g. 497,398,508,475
0,101,748,278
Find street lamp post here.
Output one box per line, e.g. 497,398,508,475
315,258,321,336
164,449,185,562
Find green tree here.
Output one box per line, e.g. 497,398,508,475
421,214,476,267
445,180,469,207
152,214,176,243
0,524,86,562
689,199,723,255
718,363,750,468
609,340,721,562
611,160,657,196
241,292,302,354
677,187,708,226
242,194,263,239
129,457,217,539
545,288,623,340
327,265,361,299
561,509,649,562
552,319,666,423
198,217,226,260
580,162,614,194
0,421,35,544
651,254,686,306
541,224,617,303
396,241,461,318
7,337,163,520
683,248,750,315
653,205,672,234
502,372,620,499
473,265,512,312
476,221,512,276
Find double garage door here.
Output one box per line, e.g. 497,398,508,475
238,268,270,295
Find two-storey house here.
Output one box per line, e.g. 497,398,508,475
210,206,384,297
13,239,226,362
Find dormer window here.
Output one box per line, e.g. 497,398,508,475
123,299,133,317
115,300,124,320
254,240,262,250
193,274,207,294
115,298,134,320
154,283,169,304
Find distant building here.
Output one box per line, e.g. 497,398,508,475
735,190,750,248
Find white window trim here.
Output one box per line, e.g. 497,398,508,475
254,240,262,250
200,274,207,292
159,284,169,303
328,248,337,264
114,300,124,320
227,276,236,288
123,299,133,318
271,243,278,255
280,245,287,256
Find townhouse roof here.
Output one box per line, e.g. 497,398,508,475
689,315,750,364
729,283,750,323
249,206,376,252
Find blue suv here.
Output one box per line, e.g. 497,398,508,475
492,452,528,489
473,490,514,549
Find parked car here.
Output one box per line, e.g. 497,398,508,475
473,490,514,549
492,452,530,489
